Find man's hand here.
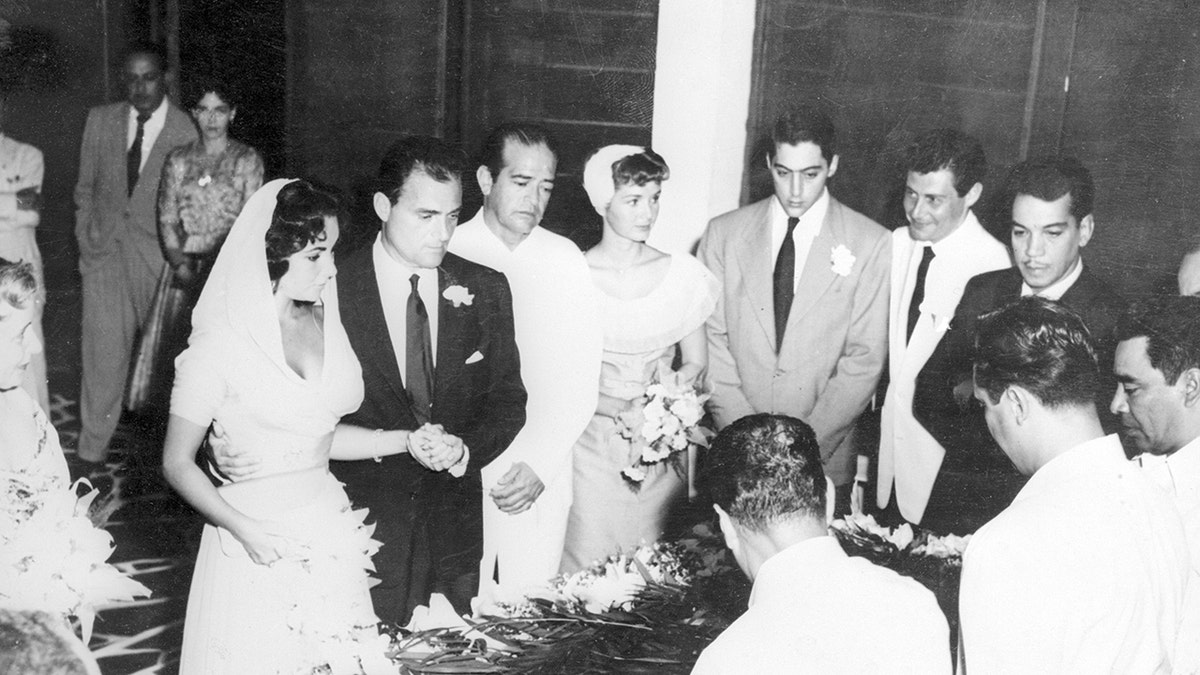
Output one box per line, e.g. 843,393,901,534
490,462,544,514
952,379,975,409
408,424,467,472
209,420,262,480
15,187,40,211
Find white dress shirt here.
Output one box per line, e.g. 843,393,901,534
1136,436,1200,674
1020,258,1084,299
693,535,950,675
373,233,439,382
961,434,1190,674
449,212,602,599
769,188,828,292
126,97,168,173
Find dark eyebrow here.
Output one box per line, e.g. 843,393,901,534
772,163,823,173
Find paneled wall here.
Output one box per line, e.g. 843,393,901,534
748,0,1200,299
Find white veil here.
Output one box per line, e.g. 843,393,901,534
189,178,345,378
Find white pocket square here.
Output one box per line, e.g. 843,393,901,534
465,351,484,364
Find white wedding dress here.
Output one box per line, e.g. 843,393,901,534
173,180,386,675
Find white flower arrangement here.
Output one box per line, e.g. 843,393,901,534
831,513,972,560
616,363,713,487
0,479,151,643
830,244,856,277
442,284,474,307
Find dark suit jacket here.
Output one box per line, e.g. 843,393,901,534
332,244,526,623
73,100,197,275
914,265,1125,460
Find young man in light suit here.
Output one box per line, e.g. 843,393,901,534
876,129,1010,528
74,44,197,463
698,106,890,514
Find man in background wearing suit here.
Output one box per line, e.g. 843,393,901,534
74,44,196,463
698,106,890,515
913,157,1123,530
876,129,1010,529
332,136,526,622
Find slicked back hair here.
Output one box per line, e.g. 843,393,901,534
904,128,987,197
478,122,558,179
700,414,826,531
1116,296,1200,385
769,105,836,163
1004,155,1094,222
377,135,467,205
973,296,1100,409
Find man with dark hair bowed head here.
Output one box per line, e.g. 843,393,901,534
74,43,197,464
1112,296,1200,672
959,297,1189,673
447,122,601,602
698,105,890,517
877,128,1011,529
913,156,1123,530
692,414,951,675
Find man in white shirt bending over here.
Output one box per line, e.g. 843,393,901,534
448,123,602,603
961,297,1189,673
693,413,950,675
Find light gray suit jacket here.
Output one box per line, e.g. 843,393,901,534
697,195,890,484
74,100,197,275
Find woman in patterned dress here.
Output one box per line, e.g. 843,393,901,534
128,78,264,410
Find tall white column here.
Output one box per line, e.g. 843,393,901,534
648,0,756,254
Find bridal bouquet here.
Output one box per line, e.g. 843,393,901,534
0,479,151,643
616,363,714,487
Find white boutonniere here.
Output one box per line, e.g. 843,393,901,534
443,284,474,307
830,245,855,277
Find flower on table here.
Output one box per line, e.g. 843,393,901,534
442,284,474,307
831,244,856,277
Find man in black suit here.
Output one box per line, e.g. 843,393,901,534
331,136,526,623
912,156,1123,531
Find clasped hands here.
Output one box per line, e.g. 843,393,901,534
407,423,466,472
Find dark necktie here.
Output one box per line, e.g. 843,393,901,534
406,273,434,424
127,112,150,197
773,216,800,352
906,246,936,343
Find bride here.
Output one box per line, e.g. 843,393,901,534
560,146,719,572
162,179,394,674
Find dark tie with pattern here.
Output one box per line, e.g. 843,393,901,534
406,274,434,424
127,111,150,198
773,216,800,352
906,246,936,343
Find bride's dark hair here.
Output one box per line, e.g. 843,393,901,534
265,180,345,282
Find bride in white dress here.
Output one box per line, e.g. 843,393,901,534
163,179,396,674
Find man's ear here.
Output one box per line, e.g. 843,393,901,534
1077,214,1095,247
824,477,837,526
827,154,840,180
963,181,983,210
1006,385,1033,425
714,504,739,551
372,192,392,222
476,165,494,197
1179,368,1200,407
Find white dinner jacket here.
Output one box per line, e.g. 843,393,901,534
877,211,1010,523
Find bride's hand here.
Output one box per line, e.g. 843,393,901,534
234,519,296,566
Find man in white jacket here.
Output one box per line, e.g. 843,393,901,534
448,123,602,603
876,129,1010,527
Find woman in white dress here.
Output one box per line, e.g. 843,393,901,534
560,146,719,572
163,179,398,674
0,259,67,522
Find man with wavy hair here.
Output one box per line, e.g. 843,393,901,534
960,297,1188,672
694,414,949,674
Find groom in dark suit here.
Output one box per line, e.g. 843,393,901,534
913,156,1123,528
332,136,526,623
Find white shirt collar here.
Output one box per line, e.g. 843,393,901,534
771,187,829,242
372,233,439,373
